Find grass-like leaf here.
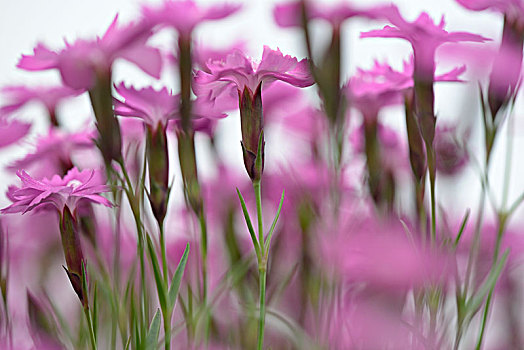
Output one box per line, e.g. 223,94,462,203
236,188,260,257
264,189,285,253
145,308,162,350
169,243,190,309
146,235,167,311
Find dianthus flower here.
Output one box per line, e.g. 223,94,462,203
274,0,392,28
142,0,241,39
8,129,96,178
0,85,81,126
2,168,111,215
194,46,313,180
17,15,161,90
0,118,31,149
114,83,226,130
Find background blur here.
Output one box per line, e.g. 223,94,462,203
0,0,521,225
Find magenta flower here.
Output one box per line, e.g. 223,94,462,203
274,1,392,28
0,118,31,149
456,0,524,18
361,8,489,77
17,15,162,90
8,129,96,178
347,57,466,118
114,83,227,130
0,85,81,118
2,167,111,215
142,0,241,38
194,46,313,98
434,125,469,176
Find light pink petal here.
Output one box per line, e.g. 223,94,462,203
0,119,31,148
17,43,58,71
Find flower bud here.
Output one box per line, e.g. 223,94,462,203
177,130,202,214
59,206,87,308
147,123,170,225
239,84,265,181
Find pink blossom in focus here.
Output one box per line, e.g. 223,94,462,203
0,85,82,117
0,118,31,149
8,129,96,178
273,1,394,28
193,46,314,102
142,0,242,37
361,8,489,76
114,83,227,130
17,15,162,90
2,167,111,214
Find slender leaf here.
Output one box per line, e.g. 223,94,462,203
145,309,162,350
146,235,167,311
454,209,471,248
169,243,190,308
466,249,509,314
236,188,260,256
264,190,285,253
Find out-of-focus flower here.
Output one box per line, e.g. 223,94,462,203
318,217,451,289
456,0,524,22
434,125,469,176
274,1,393,28
346,57,466,119
114,83,226,131
0,85,82,125
142,0,241,38
17,15,162,90
2,167,111,215
8,129,96,178
361,8,489,78
0,118,31,148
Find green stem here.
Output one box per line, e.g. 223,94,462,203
198,209,208,303
163,308,172,350
160,223,168,286
257,267,267,350
425,141,437,243
84,307,97,350
253,179,266,350
254,180,264,247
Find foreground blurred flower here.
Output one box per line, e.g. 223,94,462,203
2,168,111,308
0,85,82,127
195,46,313,180
18,15,162,166
0,118,31,149
434,125,469,176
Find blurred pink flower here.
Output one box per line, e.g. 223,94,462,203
8,129,96,178
113,83,227,130
2,167,111,215
456,0,524,21
273,1,393,28
347,57,466,118
193,46,313,100
17,15,162,90
361,8,489,77
434,125,469,176
318,217,451,289
142,0,241,37
0,118,31,148
350,122,409,173
0,85,82,117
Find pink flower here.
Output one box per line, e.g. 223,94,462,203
0,118,31,149
8,129,96,178
434,125,469,176
142,0,241,37
456,0,524,21
2,168,111,214
346,57,466,118
361,8,489,77
274,1,393,28
113,83,227,130
17,15,162,90
0,85,81,117
194,46,314,100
